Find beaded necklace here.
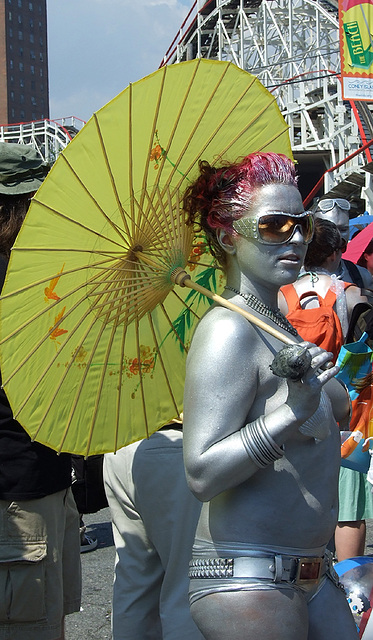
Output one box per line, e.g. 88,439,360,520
225,286,298,337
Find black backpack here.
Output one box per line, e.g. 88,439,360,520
345,302,373,347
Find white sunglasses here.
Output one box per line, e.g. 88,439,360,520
317,198,350,213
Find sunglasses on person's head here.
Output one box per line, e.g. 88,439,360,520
232,211,314,245
317,198,350,212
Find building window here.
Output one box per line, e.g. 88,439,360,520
31,80,35,90
20,94,24,103
11,109,15,119
10,91,15,101
20,78,24,87
8,11,12,20
39,67,43,77
17,0,22,7
31,96,37,106
20,110,25,119
30,65,35,74
29,1,33,9
9,27,13,37
29,33,34,43
29,18,33,28
19,46,23,56
30,49,35,59
18,31,23,40
9,59,13,69
17,14,22,23
39,52,43,62
19,61,23,71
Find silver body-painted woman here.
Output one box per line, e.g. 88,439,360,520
182,153,358,639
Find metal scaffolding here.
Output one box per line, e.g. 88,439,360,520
161,0,373,211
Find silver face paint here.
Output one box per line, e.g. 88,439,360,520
314,205,350,243
231,184,308,294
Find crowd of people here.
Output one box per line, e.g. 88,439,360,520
1,142,373,639
0,142,81,640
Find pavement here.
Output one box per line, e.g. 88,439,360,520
65,508,115,640
64,510,373,640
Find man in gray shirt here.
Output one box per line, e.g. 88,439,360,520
314,196,373,564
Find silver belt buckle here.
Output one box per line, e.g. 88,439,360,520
294,557,323,584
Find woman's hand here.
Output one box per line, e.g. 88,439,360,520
285,341,339,425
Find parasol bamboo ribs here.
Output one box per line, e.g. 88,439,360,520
134,251,295,345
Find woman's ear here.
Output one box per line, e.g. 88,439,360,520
325,249,341,266
216,228,236,255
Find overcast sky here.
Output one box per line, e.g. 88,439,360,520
47,0,192,123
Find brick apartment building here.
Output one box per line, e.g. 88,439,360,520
0,0,49,124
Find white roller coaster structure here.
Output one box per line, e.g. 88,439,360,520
161,0,373,212
0,117,85,166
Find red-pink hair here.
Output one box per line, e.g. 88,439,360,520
183,152,297,267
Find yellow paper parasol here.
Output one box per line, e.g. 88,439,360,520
0,58,293,456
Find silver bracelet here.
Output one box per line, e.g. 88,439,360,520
240,416,284,468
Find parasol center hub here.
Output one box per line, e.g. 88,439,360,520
127,244,144,263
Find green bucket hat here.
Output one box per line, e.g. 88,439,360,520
0,142,49,195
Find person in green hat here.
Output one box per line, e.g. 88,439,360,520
0,142,81,640
0,141,49,255
0,140,49,192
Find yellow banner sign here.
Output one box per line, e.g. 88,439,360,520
339,0,373,100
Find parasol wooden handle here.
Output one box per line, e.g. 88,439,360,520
171,268,296,346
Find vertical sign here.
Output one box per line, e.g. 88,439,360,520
339,0,373,100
